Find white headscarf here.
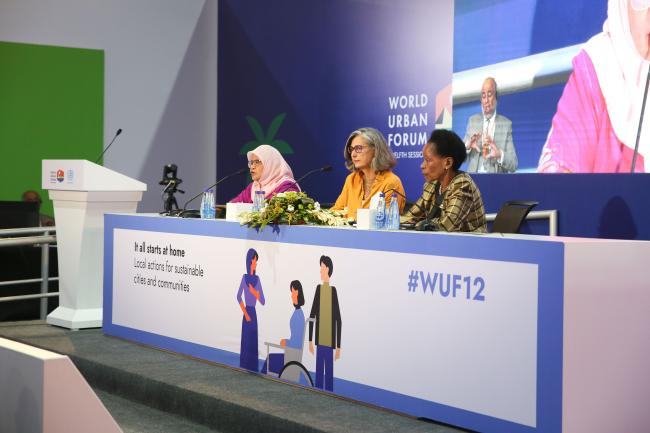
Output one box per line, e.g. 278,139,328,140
584,0,650,161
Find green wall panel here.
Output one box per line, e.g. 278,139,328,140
0,41,104,218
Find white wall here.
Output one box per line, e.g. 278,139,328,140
0,0,217,212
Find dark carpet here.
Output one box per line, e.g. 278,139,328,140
0,321,470,433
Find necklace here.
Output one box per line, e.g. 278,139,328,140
362,175,375,199
440,171,457,193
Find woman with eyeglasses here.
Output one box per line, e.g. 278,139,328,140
538,0,650,173
230,144,300,203
331,127,406,219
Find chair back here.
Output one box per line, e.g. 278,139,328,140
492,200,539,234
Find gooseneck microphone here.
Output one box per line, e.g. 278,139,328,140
295,165,333,184
387,186,442,231
630,64,650,173
94,128,123,164
181,168,248,211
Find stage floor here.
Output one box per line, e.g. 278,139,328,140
0,321,467,433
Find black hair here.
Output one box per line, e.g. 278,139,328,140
319,255,333,277
426,129,467,171
290,280,305,308
245,248,258,275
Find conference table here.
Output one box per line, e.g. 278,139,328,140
102,213,650,433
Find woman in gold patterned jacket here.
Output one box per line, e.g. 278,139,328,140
403,129,487,232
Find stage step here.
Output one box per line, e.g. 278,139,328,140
0,321,467,433
96,389,223,433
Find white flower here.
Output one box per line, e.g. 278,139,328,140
314,202,321,211
276,192,287,198
287,204,294,212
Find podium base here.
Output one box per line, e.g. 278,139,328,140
47,306,102,330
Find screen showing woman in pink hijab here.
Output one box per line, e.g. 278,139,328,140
538,0,650,173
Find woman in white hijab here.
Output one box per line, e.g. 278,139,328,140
229,144,300,203
538,0,650,173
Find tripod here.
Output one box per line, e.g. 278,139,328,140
162,181,184,214
159,164,184,215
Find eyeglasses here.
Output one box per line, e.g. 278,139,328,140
348,144,370,154
247,159,262,168
631,0,650,11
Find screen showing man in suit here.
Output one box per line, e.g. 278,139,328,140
463,78,518,173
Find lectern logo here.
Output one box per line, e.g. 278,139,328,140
56,169,65,182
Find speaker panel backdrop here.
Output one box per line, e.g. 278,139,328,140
217,0,454,203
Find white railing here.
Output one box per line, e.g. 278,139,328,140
0,226,58,319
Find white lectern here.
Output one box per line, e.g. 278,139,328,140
42,160,146,329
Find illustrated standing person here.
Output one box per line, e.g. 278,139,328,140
308,256,342,391
463,77,518,173
237,248,265,372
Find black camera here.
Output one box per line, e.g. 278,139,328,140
159,164,184,214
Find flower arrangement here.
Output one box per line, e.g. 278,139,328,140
238,191,349,230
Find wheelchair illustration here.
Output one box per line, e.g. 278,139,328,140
263,318,314,387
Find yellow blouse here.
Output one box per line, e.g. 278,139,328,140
331,170,406,219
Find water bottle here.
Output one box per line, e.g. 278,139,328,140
200,189,209,218
387,195,400,230
253,190,265,212
374,192,386,230
207,189,215,219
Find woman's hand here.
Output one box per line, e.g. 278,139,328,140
248,283,260,300
239,301,251,322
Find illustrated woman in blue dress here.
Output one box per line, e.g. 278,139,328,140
237,248,265,371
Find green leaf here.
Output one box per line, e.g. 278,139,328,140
240,140,261,155
271,140,294,154
265,112,286,142
245,116,266,142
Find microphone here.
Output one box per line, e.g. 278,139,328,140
295,165,332,183
630,64,650,173
180,168,247,213
386,186,442,231
94,128,123,164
